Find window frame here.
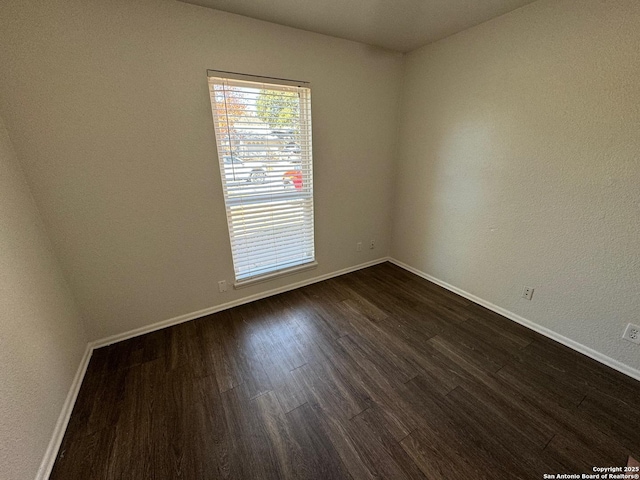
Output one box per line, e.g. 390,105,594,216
207,70,317,287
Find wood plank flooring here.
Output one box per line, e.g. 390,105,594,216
51,262,640,479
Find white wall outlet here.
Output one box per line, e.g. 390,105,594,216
622,323,640,345
218,280,227,293
356,242,362,252
369,240,375,249
522,286,534,301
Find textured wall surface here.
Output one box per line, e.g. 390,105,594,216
2,0,639,477
392,0,640,371
0,0,402,340
0,115,87,479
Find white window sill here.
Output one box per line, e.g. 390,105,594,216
233,261,318,289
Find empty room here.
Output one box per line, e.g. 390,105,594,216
1,0,639,478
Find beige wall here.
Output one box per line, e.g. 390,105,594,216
2,0,639,476
392,0,640,372
0,0,402,340
0,114,87,479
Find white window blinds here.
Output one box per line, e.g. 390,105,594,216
207,72,315,284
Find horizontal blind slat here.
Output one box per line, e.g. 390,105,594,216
234,249,314,269
230,231,314,249
236,258,315,280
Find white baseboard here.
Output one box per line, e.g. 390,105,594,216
388,258,640,383
93,257,390,349
36,343,93,480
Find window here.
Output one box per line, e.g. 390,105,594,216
207,71,315,285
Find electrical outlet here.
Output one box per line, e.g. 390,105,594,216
369,240,375,249
218,280,227,293
356,242,362,252
521,286,534,301
622,323,640,345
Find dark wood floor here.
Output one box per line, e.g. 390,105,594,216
51,262,640,479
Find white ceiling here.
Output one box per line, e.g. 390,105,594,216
180,0,538,52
